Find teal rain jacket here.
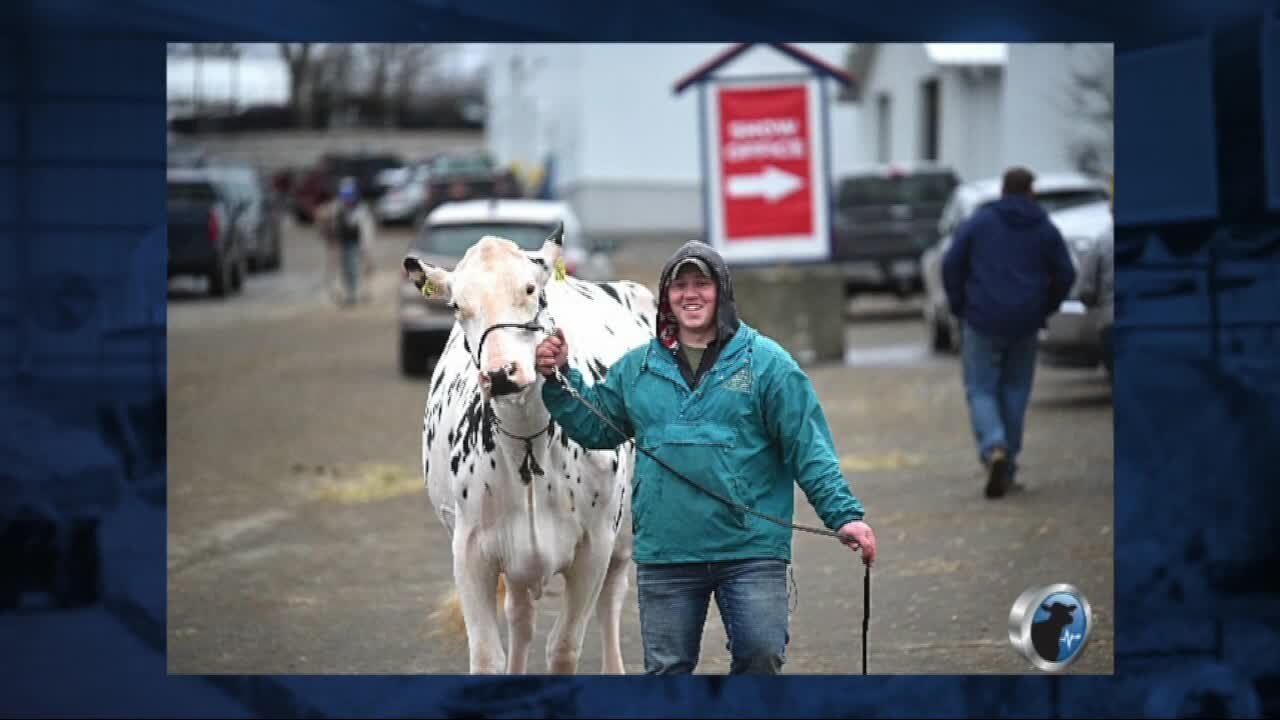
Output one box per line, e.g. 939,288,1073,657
542,241,866,564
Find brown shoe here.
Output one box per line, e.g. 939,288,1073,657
985,447,1010,499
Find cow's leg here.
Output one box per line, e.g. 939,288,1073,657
504,580,536,674
594,551,630,674
547,540,611,674
454,530,505,673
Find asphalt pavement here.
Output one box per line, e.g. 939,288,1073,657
165,217,1114,677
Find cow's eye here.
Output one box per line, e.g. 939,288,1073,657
525,283,535,295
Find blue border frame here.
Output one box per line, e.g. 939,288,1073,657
7,3,1280,717
1266,12,1279,212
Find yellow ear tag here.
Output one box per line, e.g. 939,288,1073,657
420,279,436,298
553,258,567,282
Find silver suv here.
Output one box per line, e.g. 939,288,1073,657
397,199,613,378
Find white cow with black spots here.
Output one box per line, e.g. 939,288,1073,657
404,226,656,674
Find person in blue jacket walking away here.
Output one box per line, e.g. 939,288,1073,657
942,167,1077,499
535,240,877,675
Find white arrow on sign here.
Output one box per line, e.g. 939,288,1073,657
726,165,804,203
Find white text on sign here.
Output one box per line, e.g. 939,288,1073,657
725,117,806,163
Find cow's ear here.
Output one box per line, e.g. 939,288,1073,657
538,235,564,282
403,252,452,301
545,222,565,247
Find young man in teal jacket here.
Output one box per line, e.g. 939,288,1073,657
535,241,877,675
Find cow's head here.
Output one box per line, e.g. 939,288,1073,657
403,225,564,401
1040,602,1077,625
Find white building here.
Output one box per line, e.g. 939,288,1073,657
485,42,1113,244
847,42,1113,184
484,43,862,243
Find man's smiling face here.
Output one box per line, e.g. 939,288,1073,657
667,264,717,335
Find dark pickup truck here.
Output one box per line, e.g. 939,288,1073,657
415,152,522,223
830,165,959,298
167,168,247,297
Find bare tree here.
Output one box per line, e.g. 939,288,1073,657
366,43,397,125
279,43,316,128
392,44,442,124
1064,44,1114,177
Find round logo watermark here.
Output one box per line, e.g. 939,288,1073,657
1008,583,1092,671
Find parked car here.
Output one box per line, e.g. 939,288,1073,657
414,152,523,224
1037,199,1114,370
205,164,284,272
831,163,960,298
375,160,434,225
398,199,611,378
166,168,248,297
919,171,1112,355
290,151,405,223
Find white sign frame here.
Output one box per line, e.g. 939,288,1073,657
701,75,831,265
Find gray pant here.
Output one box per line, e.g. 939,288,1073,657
340,242,361,303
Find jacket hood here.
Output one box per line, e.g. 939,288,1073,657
993,194,1050,229
656,241,740,349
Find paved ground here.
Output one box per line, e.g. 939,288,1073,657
166,217,1114,676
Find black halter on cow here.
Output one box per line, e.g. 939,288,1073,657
403,225,656,674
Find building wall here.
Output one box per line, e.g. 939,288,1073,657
939,66,1004,182
1002,43,1113,178
858,43,938,168
486,43,857,240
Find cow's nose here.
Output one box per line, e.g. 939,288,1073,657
485,366,521,397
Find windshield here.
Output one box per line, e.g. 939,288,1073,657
973,188,1112,216
429,154,496,176
416,222,558,256
168,181,219,205
1035,189,1111,213
838,173,958,207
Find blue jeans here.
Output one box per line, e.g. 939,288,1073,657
340,242,362,303
636,558,790,675
961,322,1039,480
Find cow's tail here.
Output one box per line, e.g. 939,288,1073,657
427,574,507,648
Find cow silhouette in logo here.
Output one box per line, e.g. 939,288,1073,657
1031,601,1077,662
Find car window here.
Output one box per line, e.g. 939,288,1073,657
838,172,959,207
168,181,219,205
961,187,1110,219
429,154,496,176
416,222,559,256
1034,188,1110,213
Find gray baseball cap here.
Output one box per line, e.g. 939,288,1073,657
673,257,712,277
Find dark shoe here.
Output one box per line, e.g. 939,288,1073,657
985,447,1010,499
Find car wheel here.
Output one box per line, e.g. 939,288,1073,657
208,255,232,297
400,333,433,378
930,314,954,353
231,252,247,293
268,232,283,271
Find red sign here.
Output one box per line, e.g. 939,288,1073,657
717,84,813,241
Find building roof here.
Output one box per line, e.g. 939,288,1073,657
672,43,854,96
843,43,1007,102
923,43,1008,66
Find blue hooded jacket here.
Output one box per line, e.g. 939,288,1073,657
941,194,1077,339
